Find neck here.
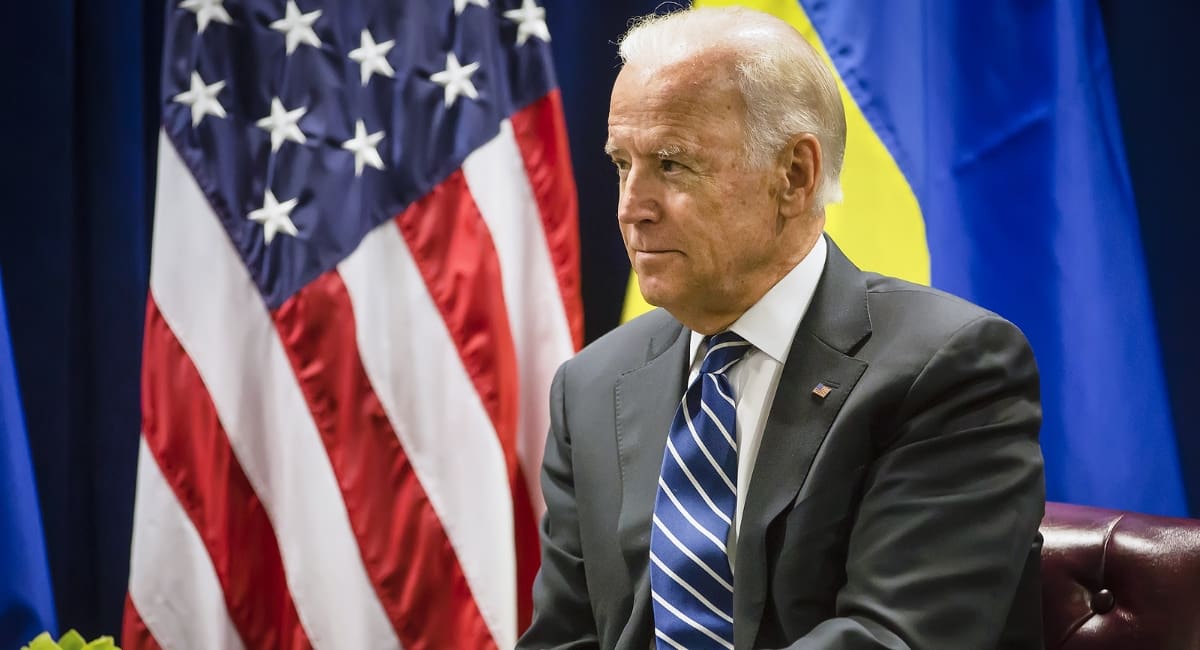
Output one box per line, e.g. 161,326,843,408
676,231,823,335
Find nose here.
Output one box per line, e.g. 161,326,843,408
616,163,660,225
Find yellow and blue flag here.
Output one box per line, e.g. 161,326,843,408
624,0,1187,515
0,270,57,644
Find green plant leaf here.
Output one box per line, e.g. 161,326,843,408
22,631,60,650
82,636,118,650
21,629,120,650
58,630,87,650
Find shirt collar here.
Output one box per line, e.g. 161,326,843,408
689,234,828,366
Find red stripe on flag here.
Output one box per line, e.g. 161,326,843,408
511,462,539,631
510,90,584,350
122,593,164,650
397,170,520,457
273,270,495,650
394,169,538,629
140,297,312,650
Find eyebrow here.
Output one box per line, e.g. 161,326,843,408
602,141,692,160
655,144,684,159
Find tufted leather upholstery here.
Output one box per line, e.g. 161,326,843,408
1040,502,1200,649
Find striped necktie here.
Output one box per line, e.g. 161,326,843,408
650,331,751,650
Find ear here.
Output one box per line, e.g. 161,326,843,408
778,133,822,220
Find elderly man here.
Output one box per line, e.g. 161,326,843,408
520,7,1044,650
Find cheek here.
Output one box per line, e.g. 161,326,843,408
677,184,724,226
618,221,632,242
715,190,776,262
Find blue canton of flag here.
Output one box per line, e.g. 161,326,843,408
161,0,559,308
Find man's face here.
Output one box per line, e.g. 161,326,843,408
606,59,789,330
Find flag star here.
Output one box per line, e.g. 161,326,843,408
341,120,386,176
503,0,550,46
179,0,233,33
430,52,481,108
255,98,308,152
248,190,300,244
453,0,489,15
348,30,395,86
269,1,322,55
173,72,227,126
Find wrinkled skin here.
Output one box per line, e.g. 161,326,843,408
606,52,825,333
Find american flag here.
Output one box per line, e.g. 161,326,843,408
123,0,581,647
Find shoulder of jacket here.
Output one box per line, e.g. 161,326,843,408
566,308,682,372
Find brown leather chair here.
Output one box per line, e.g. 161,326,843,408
1040,501,1200,649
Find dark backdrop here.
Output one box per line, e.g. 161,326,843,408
0,0,1195,639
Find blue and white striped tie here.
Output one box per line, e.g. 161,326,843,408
650,331,751,650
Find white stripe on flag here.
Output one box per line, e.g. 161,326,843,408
462,119,576,518
128,438,245,650
148,131,398,649
339,219,517,649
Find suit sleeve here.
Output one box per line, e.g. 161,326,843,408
517,363,601,649
784,315,1045,649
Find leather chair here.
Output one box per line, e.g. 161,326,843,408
1040,501,1200,649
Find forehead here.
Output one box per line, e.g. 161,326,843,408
606,58,746,153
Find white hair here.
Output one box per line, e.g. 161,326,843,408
618,6,847,207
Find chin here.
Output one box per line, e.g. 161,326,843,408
635,278,672,310
638,280,667,309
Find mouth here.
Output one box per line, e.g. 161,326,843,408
633,248,680,256
633,249,679,261
631,249,683,272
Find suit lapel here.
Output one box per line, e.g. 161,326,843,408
613,316,690,646
734,238,873,650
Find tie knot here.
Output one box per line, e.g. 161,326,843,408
700,331,751,376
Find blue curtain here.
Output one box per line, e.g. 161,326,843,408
0,0,159,639
0,270,58,648
1101,1,1200,512
0,0,1195,638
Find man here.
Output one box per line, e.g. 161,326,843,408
519,6,1044,649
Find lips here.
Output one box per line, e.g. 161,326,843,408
632,250,682,270
632,246,680,255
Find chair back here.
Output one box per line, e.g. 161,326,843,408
1041,502,1200,649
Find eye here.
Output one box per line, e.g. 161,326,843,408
660,159,684,173
611,157,630,173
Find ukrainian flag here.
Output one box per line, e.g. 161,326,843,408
622,0,1188,515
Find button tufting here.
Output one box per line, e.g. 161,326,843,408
1091,588,1116,614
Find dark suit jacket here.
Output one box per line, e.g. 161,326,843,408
519,238,1045,649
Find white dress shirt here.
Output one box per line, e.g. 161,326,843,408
686,236,828,563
